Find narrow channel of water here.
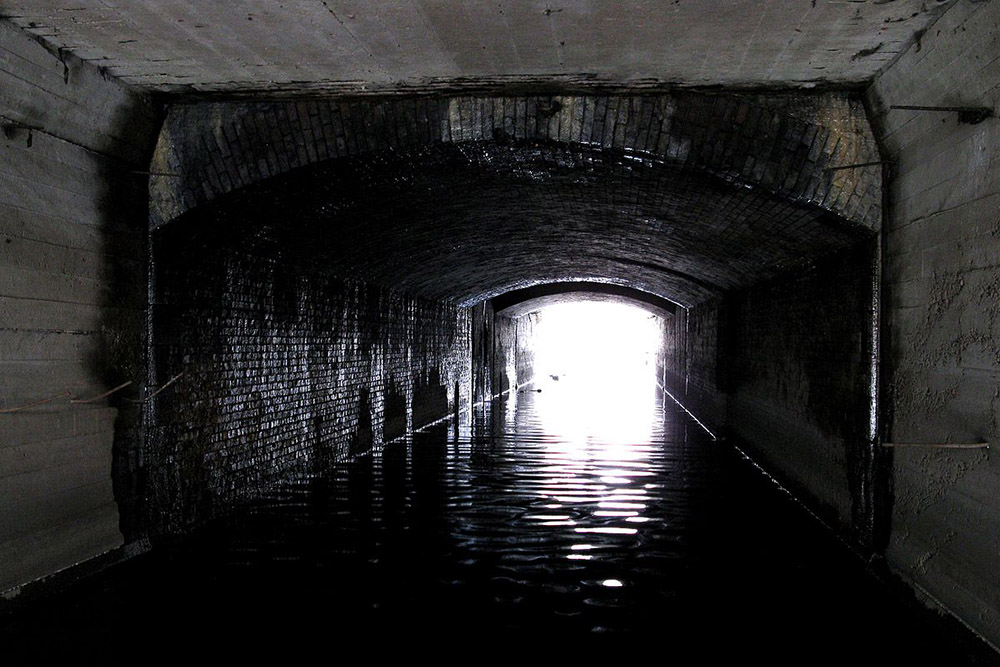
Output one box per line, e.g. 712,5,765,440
2,384,993,660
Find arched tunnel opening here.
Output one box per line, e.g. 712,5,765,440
141,109,881,542
492,297,667,446
523,300,663,437
3,91,995,660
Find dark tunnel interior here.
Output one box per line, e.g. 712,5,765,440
2,66,998,658
20,94,896,650
140,95,883,547
3,4,1000,658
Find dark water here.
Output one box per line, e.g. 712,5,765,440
2,386,996,661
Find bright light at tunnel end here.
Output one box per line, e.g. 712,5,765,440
530,301,662,445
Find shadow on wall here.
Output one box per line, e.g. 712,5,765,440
667,240,878,549
90,105,161,543
383,381,407,442
413,368,449,429
350,388,373,456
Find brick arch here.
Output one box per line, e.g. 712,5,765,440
155,138,871,308
491,281,677,317
150,92,882,232
491,282,680,319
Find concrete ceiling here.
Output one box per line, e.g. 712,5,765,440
0,0,953,96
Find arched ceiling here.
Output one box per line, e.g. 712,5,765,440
150,93,882,230
155,137,874,308
492,282,678,319
152,92,880,308
0,1,952,95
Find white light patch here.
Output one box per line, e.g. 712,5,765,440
520,301,665,543
575,527,638,535
530,301,662,446
598,502,646,510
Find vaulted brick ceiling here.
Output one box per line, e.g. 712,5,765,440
151,92,880,307
491,282,678,318
1,0,951,95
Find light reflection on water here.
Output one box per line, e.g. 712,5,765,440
1,384,987,658
424,369,701,637
512,305,664,587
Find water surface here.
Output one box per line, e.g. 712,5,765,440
2,384,993,661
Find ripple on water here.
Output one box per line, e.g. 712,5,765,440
2,386,992,661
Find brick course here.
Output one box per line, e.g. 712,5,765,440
152,93,882,235
148,138,873,309
148,215,470,535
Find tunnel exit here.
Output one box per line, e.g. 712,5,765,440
528,301,664,445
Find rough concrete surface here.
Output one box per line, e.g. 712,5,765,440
0,0,952,94
0,19,158,592
868,0,1000,648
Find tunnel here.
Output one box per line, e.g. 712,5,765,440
1,1,999,659
140,93,880,538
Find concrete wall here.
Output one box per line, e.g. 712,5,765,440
0,21,159,593
663,242,877,543
0,1,948,95
149,206,471,536
726,244,877,540
868,0,1000,646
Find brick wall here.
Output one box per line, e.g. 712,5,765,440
148,210,470,535
513,313,539,388
491,311,541,395
660,301,728,434
0,20,159,593
147,129,872,310
151,93,881,235
868,0,1000,645
471,301,494,404
493,313,518,397
659,307,686,395
683,304,727,431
